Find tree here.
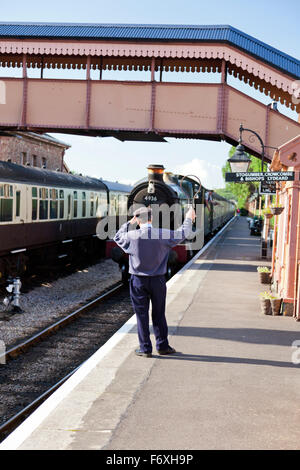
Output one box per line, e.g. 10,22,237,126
222,146,267,210
214,188,237,202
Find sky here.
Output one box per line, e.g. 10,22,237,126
1,0,299,188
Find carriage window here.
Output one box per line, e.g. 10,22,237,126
118,194,128,216
0,184,13,222
96,192,107,217
82,192,86,217
39,187,48,220
67,194,71,216
95,195,99,216
73,191,78,218
16,191,21,218
39,188,48,199
110,193,117,216
32,187,38,220
98,191,108,217
50,189,58,219
59,190,64,219
39,200,48,220
90,192,94,217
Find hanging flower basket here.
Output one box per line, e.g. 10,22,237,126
270,206,284,216
262,208,273,219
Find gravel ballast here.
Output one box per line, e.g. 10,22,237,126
0,259,122,349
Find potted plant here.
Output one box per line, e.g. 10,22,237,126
259,291,272,315
269,293,282,316
262,207,273,219
257,266,271,284
270,203,284,216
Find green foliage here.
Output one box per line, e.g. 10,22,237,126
214,188,237,202
222,146,267,210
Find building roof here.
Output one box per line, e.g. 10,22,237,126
0,22,299,78
0,130,71,149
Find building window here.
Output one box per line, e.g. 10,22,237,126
42,157,47,169
32,155,38,167
21,152,27,165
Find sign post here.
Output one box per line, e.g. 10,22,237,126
225,171,294,183
259,181,276,195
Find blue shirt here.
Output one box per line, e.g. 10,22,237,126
113,218,193,276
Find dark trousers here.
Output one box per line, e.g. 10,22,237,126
129,274,168,353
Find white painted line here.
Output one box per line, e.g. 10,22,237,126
0,216,236,450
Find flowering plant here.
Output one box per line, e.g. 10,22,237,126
260,291,272,299
262,207,272,214
257,266,270,273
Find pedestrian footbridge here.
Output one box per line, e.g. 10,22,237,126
0,23,299,161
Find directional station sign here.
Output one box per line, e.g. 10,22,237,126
259,181,277,195
225,171,295,183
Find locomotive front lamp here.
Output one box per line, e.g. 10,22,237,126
227,141,251,173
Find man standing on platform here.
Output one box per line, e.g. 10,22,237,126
114,206,195,357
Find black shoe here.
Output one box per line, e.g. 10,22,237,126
135,348,152,358
157,346,176,355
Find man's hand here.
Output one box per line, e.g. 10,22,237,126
186,207,196,222
129,216,137,225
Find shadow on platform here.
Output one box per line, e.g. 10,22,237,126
155,352,298,369
172,326,300,346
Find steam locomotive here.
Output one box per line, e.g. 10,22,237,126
111,164,235,279
0,161,132,282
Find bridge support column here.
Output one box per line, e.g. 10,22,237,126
20,54,27,127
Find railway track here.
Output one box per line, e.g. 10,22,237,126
0,281,131,442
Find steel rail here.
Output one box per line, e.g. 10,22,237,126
1,281,124,362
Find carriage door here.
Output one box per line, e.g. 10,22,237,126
65,192,73,238
14,184,27,251
14,184,24,224
67,193,72,220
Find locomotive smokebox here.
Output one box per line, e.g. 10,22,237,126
147,164,165,182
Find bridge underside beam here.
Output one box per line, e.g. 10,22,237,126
0,78,299,161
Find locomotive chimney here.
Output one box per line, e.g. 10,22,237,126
147,164,165,182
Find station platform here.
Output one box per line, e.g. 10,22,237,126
2,216,300,450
